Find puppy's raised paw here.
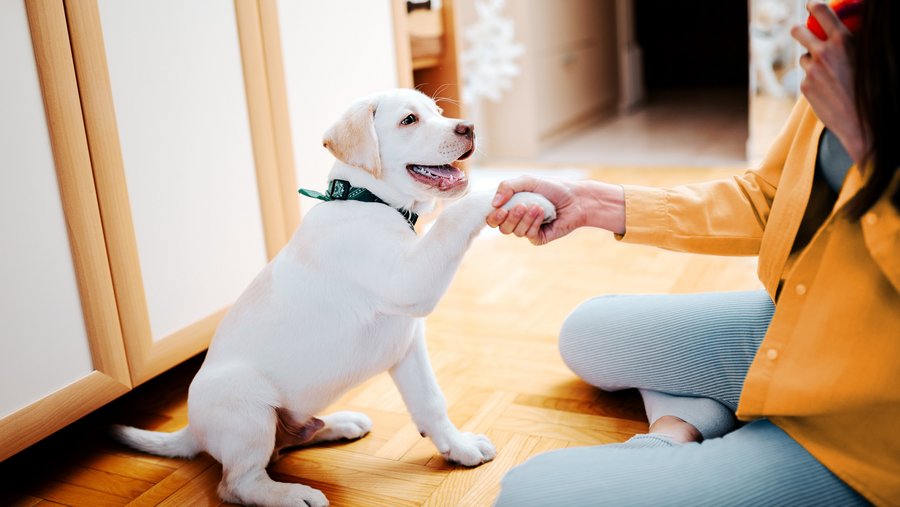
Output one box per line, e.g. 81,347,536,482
443,432,497,467
502,192,557,224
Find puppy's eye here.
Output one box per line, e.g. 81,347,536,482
400,114,417,126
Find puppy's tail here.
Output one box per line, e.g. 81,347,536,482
111,424,200,459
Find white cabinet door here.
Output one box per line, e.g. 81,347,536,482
67,0,286,384
0,0,129,461
0,0,91,421
98,0,268,341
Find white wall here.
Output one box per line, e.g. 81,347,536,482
277,0,400,214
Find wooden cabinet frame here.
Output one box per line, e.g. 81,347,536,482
391,0,465,119
62,0,298,386
4,0,300,461
0,0,132,462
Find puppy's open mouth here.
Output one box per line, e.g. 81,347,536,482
407,153,472,191
407,164,466,190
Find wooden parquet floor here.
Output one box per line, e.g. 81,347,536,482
0,167,762,506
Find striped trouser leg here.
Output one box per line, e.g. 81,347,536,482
495,291,868,506
557,290,775,437
495,419,870,506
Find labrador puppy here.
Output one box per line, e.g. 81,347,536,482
112,89,554,507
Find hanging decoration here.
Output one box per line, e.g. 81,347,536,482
460,0,524,104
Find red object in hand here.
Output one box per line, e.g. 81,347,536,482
807,0,864,40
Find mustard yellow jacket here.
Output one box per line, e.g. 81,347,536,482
620,99,900,506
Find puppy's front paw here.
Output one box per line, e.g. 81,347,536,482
502,192,557,224
442,432,496,466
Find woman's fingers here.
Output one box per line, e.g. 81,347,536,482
524,207,545,244
498,204,528,235
492,176,538,208
791,24,823,53
808,0,846,39
488,205,549,244
798,52,812,72
491,186,515,208
512,206,542,238
486,208,508,228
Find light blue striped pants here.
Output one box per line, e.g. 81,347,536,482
495,291,869,506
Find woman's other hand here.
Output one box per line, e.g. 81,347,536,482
791,1,868,162
486,177,625,245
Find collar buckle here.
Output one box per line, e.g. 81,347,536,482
327,179,350,200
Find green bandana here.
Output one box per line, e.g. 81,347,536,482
299,179,418,230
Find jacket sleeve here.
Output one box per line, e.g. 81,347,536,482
617,100,811,256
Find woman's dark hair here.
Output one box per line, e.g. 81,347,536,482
847,0,900,219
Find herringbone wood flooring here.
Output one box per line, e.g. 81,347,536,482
1,167,762,506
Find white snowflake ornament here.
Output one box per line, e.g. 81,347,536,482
460,0,524,103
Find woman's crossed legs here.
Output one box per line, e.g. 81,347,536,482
494,291,867,506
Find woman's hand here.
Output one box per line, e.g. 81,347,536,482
791,1,868,162
487,177,582,245
486,177,625,245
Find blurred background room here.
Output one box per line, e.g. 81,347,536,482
289,0,810,212
403,0,807,170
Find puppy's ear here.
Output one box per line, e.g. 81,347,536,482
322,97,382,178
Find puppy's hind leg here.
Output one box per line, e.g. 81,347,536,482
273,410,372,459
192,372,329,507
216,412,328,507
308,411,373,444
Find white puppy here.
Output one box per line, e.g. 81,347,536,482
112,89,554,507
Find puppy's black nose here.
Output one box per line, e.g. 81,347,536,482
455,121,474,139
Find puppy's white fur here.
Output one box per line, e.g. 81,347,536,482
112,89,553,507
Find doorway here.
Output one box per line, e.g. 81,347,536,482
540,0,750,167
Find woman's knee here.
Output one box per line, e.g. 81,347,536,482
558,295,641,389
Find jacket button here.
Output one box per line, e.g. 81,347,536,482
795,283,807,296
865,212,878,225
767,348,779,361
